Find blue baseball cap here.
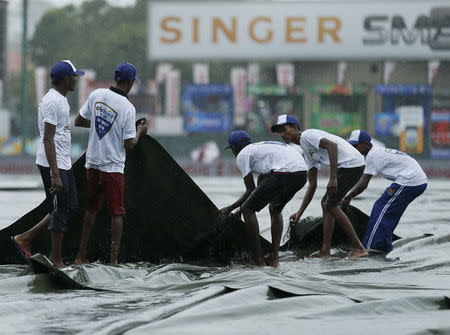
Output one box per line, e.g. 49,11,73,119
50,60,85,81
225,130,251,149
114,62,141,83
271,114,300,132
348,130,372,145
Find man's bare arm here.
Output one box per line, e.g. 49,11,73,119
319,138,338,194
124,121,148,151
290,167,318,224
342,174,373,207
74,114,91,128
220,173,256,215
43,122,63,194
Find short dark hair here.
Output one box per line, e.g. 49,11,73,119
114,79,132,85
236,137,251,149
51,77,64,86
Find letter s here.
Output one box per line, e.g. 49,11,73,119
363,16,388,45
160,17,182,44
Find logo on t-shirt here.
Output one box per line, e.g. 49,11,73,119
95,102,118,139
384,148,407,156
309,150,325,164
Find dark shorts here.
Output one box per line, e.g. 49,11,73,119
322,165,365,208
86,169,125,215
243,171,307,212
38,165,78,233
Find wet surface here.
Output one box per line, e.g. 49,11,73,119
1,177,449,334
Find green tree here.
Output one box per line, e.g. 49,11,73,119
30,0,150,79
29,0,263,84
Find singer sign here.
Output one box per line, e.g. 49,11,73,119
148,1,450,60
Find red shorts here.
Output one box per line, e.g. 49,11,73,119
86,169,125,215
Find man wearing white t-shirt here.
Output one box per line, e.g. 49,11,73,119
342,130,428,253
12,60,84,267
74,63,147,264
220,130,308,266
271,115,368,258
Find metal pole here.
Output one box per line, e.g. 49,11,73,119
0,1,7,106
20,0,28,143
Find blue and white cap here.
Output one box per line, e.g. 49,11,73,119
114,62,141,83
50,60,85,81
271,114,300,132
348,129,372,145
225,130,251,149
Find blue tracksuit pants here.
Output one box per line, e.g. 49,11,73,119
363,183,427,252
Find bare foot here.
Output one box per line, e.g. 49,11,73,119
74,257,91,265
308,251,331,259
346,248,369,259
53,262,65,268
13,235,31,255
252,257,265,266
265,257,279,267
239,259,254,266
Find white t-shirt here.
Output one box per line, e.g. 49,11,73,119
364,146,428,186
287,142,304,156
300,129,365,170
236,141,307,177
36,88,72,170
80,88,136,173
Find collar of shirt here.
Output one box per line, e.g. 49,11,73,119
109,86,128,98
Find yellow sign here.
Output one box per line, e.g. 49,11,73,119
397,106,424,154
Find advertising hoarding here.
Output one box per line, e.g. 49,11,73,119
230,67,247,126
430,109,450,159
397,106,424,154
148,1,450,60
165,69,181,116
182,84,233,132
375,112,399,136
184,111,231,132
193,64,209,84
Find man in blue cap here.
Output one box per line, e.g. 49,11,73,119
74,62,147,264
271,114,368,259
12,60,84,267
342,130,428,253
221,130,307,266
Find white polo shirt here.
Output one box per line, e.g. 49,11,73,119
79,87,136,173
300,129,365,170
236,141,307,177
36,88,72,170
364,146,428,186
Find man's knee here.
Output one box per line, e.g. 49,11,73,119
85,210,97,224
269,204,282,216
328,205,340,214
322,201,339,213
240,205,254,218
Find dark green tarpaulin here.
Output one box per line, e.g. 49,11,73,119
0,135,369,265
0,135,251,264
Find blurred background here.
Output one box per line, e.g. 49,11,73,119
0,0,449,177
